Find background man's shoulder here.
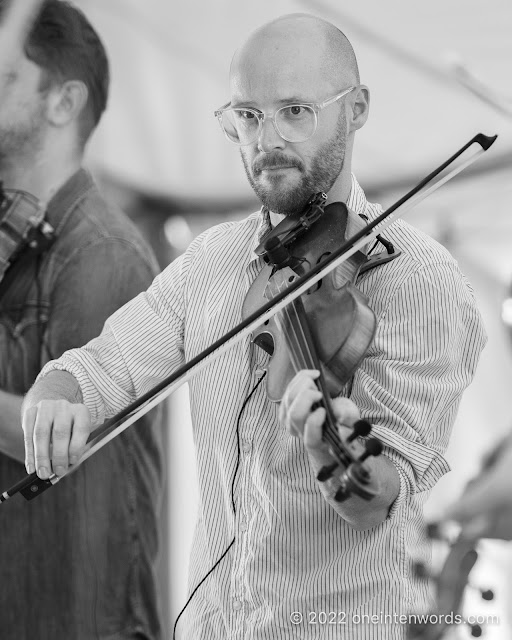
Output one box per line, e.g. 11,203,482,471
54,178,159,277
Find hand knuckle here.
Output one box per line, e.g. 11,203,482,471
76,404,90,419
34,429,49,443
52,424,70,439
69,445,82,458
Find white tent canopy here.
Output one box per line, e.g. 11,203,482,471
77,0,512,202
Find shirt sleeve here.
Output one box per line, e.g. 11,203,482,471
350,261,487,513
36,233,203,425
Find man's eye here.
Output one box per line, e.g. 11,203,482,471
281,105,307,118
236,110,257,121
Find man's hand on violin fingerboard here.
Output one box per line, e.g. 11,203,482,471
281,369,400,530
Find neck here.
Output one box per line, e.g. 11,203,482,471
0,146,82,204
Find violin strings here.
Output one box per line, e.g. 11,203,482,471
276,285,347,461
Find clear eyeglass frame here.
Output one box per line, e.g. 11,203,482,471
214,86,356,146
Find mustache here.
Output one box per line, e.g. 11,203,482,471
253,153,304,174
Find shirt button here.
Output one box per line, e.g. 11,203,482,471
233,600,243,611
240,518,248,532
241,439,252,453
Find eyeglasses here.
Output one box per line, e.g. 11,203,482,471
214,87,355,146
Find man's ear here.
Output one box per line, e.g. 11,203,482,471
348,85,370,133
46,80,88,128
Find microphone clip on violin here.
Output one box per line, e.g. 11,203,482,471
255,191,327,267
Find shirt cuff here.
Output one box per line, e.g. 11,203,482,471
27,369,83,405
386,456,412,520
369,423,451,494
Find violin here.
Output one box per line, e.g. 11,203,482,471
0,133,497,504
243,196,377,400
243,195,384,500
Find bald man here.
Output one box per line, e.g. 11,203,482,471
22,14,486,639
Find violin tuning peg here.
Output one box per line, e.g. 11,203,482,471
480,589,494,601
426,520,462,543
347,419,373,442
412,561,433,580
317,463,338,483
357,438,383,463
468,584,494,601
334,486,350,503
426,522,442,540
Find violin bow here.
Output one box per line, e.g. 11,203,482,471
1,132,497,503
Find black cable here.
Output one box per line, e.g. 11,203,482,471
172,371,266,639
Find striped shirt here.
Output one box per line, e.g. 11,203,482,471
39,175,487,639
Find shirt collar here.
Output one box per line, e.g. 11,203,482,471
347,173,382,221
45,168,94,233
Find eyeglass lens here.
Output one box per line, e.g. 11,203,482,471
220,105,317,144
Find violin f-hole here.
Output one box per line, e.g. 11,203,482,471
306,251,331,294
252,331,274,356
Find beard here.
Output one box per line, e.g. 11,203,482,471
0,100,47,166
241,112,347,217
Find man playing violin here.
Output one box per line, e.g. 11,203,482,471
0,1,164,638
22,13,486,640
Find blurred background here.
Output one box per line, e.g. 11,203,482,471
71,0,512,637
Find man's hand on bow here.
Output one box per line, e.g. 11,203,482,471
22,400,91,479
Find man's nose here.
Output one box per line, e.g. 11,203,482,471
257,116,286,154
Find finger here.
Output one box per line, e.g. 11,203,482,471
50,401,74,477
22,405,38,474
286,388,323,437
281,369,320,407
68,405,91,465
331,397,361,429
32,403,55,479
303,407,327,450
